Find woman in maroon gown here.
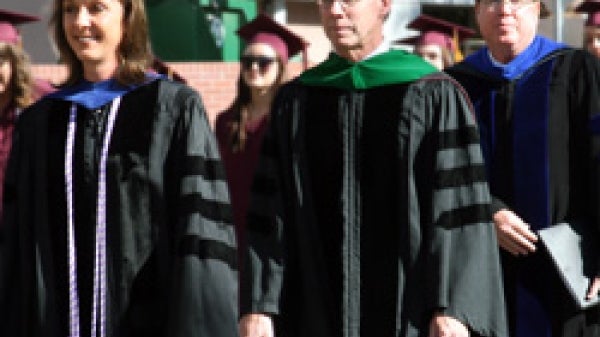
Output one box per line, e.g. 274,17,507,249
215,13,307,287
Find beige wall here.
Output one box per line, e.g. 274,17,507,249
285,2,332,64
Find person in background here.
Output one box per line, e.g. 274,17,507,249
0,9,54,222
574,0,600,58
396,14,476,70
446,0,600,335
0,0,238,336
215,12,307,290
239,0,507,336
0,9,56,98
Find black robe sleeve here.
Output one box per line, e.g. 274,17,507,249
407,75,507,337
240,90,288,316
575,52,600,274
159,83,239,337
0,98,55,335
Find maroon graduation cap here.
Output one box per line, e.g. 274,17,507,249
397,14,476,61
0,8,40,45
575,0,600,26
237,13,309,67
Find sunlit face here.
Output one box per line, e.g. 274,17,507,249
0,57,12,96
415,44,446,70
318,0,391,60
475,0,539,59
62,0,125,74
241,43,281,90
584,27,600,59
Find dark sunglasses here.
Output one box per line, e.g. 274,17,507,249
240,55,277,72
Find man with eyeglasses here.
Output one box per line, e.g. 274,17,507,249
447,0,600,336
239,1,507,337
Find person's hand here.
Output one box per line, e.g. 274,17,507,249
239,313,274,337
586,276,600,300
428,313,470,337
493,209,538,256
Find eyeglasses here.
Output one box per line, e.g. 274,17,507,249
479,0,537,8
316,0,362,8
240,55,277,72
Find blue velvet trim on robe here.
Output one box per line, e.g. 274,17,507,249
47,74,163,109
512,60,552,231
465,36,564,337
464,35,565,81
512,56,555,337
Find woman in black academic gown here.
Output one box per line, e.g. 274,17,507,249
0,0,238,336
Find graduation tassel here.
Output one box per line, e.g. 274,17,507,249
452,28,464,62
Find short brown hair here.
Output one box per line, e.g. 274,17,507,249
50,0,152,86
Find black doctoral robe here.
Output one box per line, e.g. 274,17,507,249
0,79,239,337
242,73,507,337
448,45,600,337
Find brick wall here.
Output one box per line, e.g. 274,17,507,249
31,61,306,127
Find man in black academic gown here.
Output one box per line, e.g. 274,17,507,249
447,1,600,336
238,1,507,337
